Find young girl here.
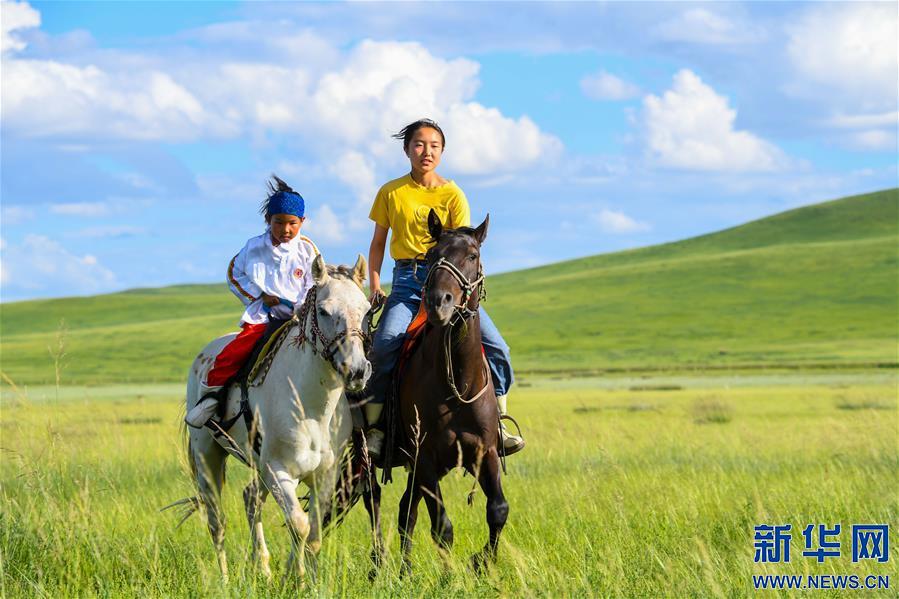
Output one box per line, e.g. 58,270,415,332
185,176,319,428
364,118,524,457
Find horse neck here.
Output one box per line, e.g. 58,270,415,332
263,326,344,418
428,310,485,387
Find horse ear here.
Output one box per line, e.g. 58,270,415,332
311,254,329,285
473,213,489,244
428,209,443,241
352,254,367,289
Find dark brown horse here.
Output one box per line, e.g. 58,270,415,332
395,209,508,573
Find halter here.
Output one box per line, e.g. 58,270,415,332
422,256,486,321
293,285,367,371
422,254,491,404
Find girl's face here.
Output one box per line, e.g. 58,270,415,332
405,127,444,174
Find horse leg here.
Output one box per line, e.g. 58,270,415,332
423,479,453,552
262,461,310,583
192,435,229,580
397,470,424,576
362,473,385,580
303,478,326,584
471,450,508,573
242,477,271,579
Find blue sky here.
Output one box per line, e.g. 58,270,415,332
1,1,896,301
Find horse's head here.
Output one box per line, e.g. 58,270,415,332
423,209,488,327
304,254,372,392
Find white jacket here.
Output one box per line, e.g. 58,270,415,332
227,230,319,325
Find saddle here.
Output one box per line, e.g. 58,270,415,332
397,303,429,377
204,317,293,465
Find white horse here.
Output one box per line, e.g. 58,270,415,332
178,254,373,581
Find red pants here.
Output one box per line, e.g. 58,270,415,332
206,322,267,386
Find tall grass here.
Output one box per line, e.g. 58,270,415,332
2,375,896,597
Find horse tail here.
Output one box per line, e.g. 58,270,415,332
160,421,202,526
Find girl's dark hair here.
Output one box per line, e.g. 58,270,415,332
392,118,446,150
259,174,297,217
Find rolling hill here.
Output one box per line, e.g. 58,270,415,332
1,188,896,385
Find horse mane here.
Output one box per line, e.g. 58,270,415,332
326,264,357,280
430,225,477,244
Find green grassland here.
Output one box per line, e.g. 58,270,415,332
1,189,896,385
2,376,896,597
2,189,897,597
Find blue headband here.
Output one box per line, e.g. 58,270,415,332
266,191,305,217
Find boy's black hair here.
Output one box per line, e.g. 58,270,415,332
259,174,297,217
392,118,446,150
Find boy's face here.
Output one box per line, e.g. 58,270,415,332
269,213,304,244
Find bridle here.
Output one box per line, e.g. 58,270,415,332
422,252,491,404
422,256,487,321
293,285,367,372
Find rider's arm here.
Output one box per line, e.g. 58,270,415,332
368,224,388,302
227,243,263,306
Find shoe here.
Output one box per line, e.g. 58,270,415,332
497,394,525,456
365,428,385,461
363,402,385,460
185,387,223,428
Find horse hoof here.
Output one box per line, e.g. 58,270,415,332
469,552,490,574
399,560,412,579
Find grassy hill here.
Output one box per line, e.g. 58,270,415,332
1,189,896,385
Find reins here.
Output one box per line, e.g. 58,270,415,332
293,285,367,365
423,256,491,404
253,283,371,385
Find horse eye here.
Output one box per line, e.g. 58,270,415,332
468,253,478,261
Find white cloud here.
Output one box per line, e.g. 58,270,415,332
306,204,344,244
329,151,378,207
824,111,897,152
653,8,763,45
642,69,786,172
1,205,34,225
846,130,896,152
1,7,561,176
826,112,898,130
2,60,213,140
50,202,110,217
442,102,562,174
0,234,116,295
593,209,650,234
787,3,897,111
580,70,640,101
1,0,40,54
69,225,146,239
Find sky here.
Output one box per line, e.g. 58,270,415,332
1,0,896,302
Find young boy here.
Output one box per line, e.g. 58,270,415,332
185,176,319,428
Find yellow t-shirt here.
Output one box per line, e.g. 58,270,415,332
368,174,471,260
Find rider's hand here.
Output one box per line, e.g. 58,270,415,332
369,288,385,305
261,293,280,307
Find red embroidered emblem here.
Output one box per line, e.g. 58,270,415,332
294,268,304,278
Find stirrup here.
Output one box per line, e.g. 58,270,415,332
498,414,525,456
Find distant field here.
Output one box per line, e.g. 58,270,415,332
2,373,896,597
1,188,896,385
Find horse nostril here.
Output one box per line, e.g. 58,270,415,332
443,293,453,306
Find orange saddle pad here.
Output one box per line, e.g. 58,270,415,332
398,302,429,373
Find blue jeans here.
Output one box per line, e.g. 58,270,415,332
368,263,514,404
